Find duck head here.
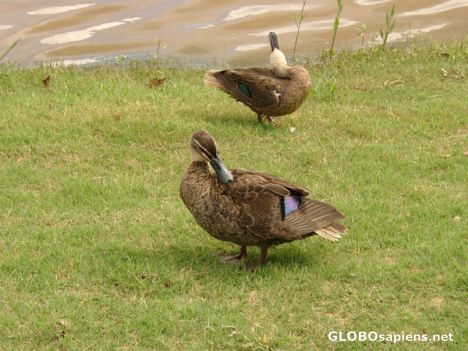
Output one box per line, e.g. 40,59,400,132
189,130,234,184
269,32,290,79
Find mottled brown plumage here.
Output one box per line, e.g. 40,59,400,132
204,32,312,123
180,130,348,267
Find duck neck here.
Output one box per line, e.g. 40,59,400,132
270,48,290,78
190,160,209,172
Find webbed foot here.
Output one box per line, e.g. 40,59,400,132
243,247,268,271
219,246,247,264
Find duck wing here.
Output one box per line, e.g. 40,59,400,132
281,199,347,241
232,168,309,197
230,169,347,241
205,68,281,108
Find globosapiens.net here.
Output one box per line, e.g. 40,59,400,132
328,331,454,343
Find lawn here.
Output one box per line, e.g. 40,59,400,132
0,41,466,350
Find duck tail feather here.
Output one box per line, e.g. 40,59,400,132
204,70,225,89
283,199,347,238
315,222,348,241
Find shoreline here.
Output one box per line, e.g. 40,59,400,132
1,36,467,69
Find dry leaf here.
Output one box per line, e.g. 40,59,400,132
441,68,465,80
248,290,258,305
383,79,403,87
148,77,165,88
430,297,443,308
54,319,69,340
57,319,70,328
42,74,51,87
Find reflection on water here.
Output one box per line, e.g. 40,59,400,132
223,4,321,22
400,0,468,16
234,43,269,52
355,0,393,5
375,23,449,44
27,3,96,16
55,57,100,67
251,19,359,36
41,17,141,45
0,0,467,66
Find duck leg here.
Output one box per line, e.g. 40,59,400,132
245,246,269,271
257,113,273,124
220,245,247,263
257,114,274,124
259,246,268,265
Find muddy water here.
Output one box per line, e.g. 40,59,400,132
0,0,467,66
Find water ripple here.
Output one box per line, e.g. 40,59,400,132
234,43,269,52
251,19,359,36
354,0,392,5
400,0,468,17
41,18,142,45
224,4,320,22
374,23,449,44
27,3,96,16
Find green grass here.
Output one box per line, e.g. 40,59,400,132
0,41,467,350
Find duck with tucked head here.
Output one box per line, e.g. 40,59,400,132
179,130,348,268
204,32,312,123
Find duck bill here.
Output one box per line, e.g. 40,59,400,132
269,32,279,51
210,156,233,184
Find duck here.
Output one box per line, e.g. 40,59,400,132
179,130,348,268
204,32,312,123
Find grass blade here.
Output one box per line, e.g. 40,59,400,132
292,0,308,61
0,39,20,62
329,0,343,57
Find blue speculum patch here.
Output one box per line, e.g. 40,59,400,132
237,82,252,97
282,196,301,218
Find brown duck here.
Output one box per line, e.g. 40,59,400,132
204,32,312,123
179,130,348,267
